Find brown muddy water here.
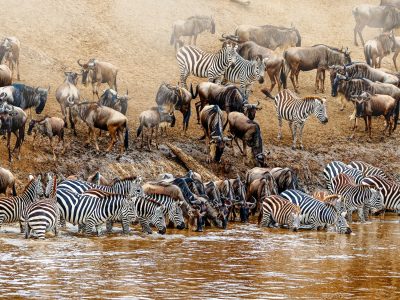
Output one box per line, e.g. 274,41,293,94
0,216,399,299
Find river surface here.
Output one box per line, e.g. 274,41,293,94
0,216,399,299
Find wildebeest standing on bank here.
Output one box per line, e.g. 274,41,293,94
55,72,80,134
194,82,246,123
0,103,27,162
70,102,128,153
176,43,238,89
227,112,266,167
155,83,197,134
0,167,16,196
353,4,400,46
0,83,49,116
266,89,328,150
98,89,129,115
170,15,215,51
234,24,301,50
27,116,65,160
0,37,20,80
136,107,174,150
199,105,230,163
77,58,118,99
0,64,12,87
237,41,286,93
283,44,351,93
364,32,393,68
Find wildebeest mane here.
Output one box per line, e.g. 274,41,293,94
214,85,245,111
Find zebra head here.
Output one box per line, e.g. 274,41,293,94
225,43,238,68
325,195,352,234
252,56,265,84
152,205,167,235
169,201,185,230
367,188,385,214
127,182,144,199
35,175,44,198
289,210,302,231
45,172,56,198
313,97,328,124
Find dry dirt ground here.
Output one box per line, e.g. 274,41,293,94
1,0,399,192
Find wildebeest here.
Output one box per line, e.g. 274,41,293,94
77,58,118,99
234,24,301,50
353,4,400,46
27,116,65,160
155,83,197,134
194,82,246,123
227,112,266,166
170,15,215,51
0,167,16,196
0,64,12,87
87,171,111,186
390,32,400,70
283,44,351,93
200,105,230,163
0,83,49,116
0,37,20,80
136,107,174,150
0,103,26,162
98,89,129,115
246,176,278,214
70,102,128,153
237,41,286,93
364,32,393,68
350,92,398,139
55,72,80,133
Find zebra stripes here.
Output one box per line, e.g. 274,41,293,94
130,196,166,234
323,161,364,192
144,194,185,229
280,189,351,234
0,176,43,232
347,161,388,179
332,173,384,222
274,89,328,150
259,195,301,230
224,55,265,98
176,44,238,88
361,175,400,213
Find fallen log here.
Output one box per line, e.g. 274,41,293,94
230,0,251,6
165,142,219,181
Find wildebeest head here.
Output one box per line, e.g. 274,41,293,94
331,73,347,97
352,92,371,118
77,59,96,86
210,135,230,163
35,86,49,114
313,97,328,124
243,100,262,120
27,119,37,135
343,47,352,65
64,71,79,85
116,90,129,115
160,110,176,128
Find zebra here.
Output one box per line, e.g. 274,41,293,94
258,195,301,230
129,196,167,234
323,161,364,192
347,161,389,179
332,173,384,223
56,184,143,235
57,176,142,194
24,173,59,239
361,175,400,213
176,44,238,88
280,189,352,234
0,175,43,232
223,55,265,99
270,89,328,150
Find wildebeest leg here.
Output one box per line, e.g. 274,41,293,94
49,136,56,161
315,69,320,93
148,127,153,150
155,125,159,150
393,50,400,71
106,126,117,152
291,122,298,150
267,69,276,92
85,127,91,146
289,68,297,92
297,122,305,150
6,132,12,162
118,128,124,153
368,116,372,139
321,70,325,93
354,24,365,46
378,55,383,69
60,103,67,128
349,116,358,139
339,95,346,111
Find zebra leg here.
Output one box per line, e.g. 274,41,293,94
291,123,298,150
139,218,152,234
357,207,366,223
106,220,113,233
180,69,189,89
24,222,30,239
298,122,305,150
277,116,283,140
347,209,353,223
54,224,59,237
260,212,272,227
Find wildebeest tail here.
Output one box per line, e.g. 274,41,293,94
394,98,400,131
279,58,287,90
136,121,143,138
12,183,17,196
364,45,372,66
124,124,129,150
114,73,118,92
257,205,263,225
190,83,199,99
261,88,275,100
294,28,301,47
282,51,290,89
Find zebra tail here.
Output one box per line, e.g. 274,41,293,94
364,45,372,66
136,123,143,138
124,125,129,150
12,183,17,196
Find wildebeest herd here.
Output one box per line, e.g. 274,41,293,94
0,1,400,239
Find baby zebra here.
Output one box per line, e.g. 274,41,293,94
265,89,328,150
24,173,59,239
332,173,384,223
27,116,65,160
0,175,43,232
323,161,364,192
258,195,301,231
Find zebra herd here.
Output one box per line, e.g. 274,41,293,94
0,158,399,240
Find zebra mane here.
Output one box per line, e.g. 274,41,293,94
110,176,138,185
301,96,325,102
20,178,35,195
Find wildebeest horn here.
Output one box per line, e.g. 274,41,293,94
77,59,84,67
256,100,261,107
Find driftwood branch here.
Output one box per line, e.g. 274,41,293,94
165,142,219,181
230,0,251,6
